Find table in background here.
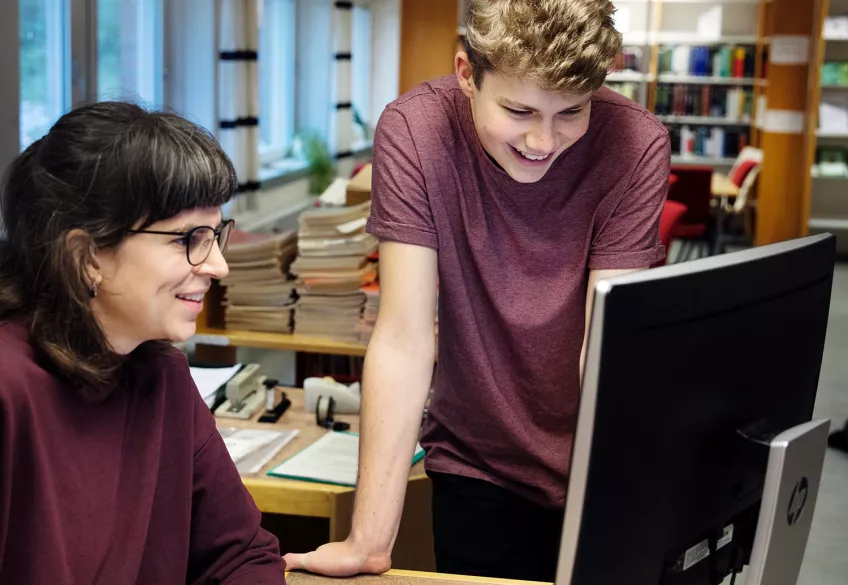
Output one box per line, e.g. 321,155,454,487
710,173,742,254
222,387,434,572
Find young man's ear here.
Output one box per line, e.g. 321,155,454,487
455,51,476,99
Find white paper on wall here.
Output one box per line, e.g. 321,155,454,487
770,36,811,66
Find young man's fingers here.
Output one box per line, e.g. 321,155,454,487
282,552,310,572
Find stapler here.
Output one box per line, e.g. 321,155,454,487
214,363,267,420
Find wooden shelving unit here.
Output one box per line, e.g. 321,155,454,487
194,327,367,356
609,0,769,167
805,0,848,251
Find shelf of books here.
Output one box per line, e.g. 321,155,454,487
608,0,768,167
807,2,848,246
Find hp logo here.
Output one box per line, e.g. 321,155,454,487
787,477,809,526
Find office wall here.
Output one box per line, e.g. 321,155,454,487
399,0,458,95
0,2,20,179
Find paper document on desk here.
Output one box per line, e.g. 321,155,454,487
190,364,243,408
267,432,425,487
219,428,300,474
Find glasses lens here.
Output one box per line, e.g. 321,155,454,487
188,227,215,266
219,221,234,256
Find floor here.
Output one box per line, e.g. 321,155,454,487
799,261,848,584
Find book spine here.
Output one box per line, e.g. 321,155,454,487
733,47,746,78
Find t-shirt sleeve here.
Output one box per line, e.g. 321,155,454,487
588,132,670,270
366,106,439,250
184,371,286,584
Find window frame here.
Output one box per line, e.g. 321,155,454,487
258,0,297,166
351,2,372,136
18,0,73,151
96,0,165,106
17,0,166,152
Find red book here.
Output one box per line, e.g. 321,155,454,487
733,48,746,78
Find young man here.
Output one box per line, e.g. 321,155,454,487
285,0,669,581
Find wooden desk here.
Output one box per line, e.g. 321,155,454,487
712,173,740,198
287,569,546,585
220,388,433,571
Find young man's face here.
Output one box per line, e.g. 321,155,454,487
457,53,593,184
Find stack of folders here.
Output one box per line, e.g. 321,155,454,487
355,282,440,347
355,282,381,344
220,230,298,333
291,202,378,342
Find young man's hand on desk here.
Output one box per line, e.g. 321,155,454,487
284,242,438,577
283,538,391,577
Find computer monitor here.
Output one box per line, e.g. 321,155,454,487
557,234,836,585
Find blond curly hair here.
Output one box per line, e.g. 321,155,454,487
463,0,622,94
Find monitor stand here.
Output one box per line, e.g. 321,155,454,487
745,418,830,585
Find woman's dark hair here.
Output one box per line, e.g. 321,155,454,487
0,102,237,400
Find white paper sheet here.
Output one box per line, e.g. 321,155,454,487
218,428,300,474
770,36,810,66
190,364,243,407
318,178,350,206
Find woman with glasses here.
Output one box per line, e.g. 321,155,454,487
0,102,285,584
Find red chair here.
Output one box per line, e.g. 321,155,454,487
654,199,688,267
667,165,714,261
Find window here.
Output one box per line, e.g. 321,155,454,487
19,0,69,150
259,0,297,164
351,4,372,143
97,0,164,106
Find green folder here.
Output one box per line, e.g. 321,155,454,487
267,431,425,487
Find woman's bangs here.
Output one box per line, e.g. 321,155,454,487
133,121,238,227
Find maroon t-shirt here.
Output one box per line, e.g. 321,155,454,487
367,75,669,508
0,320,286,584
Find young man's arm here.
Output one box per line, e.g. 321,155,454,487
283,240,438,576
580,268,644,379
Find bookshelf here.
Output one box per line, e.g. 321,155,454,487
671,155,738,165
805,0,848,250
609,0,768,167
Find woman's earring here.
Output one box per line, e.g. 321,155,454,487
89,284,98,299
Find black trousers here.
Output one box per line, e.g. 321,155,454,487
429,471,565,582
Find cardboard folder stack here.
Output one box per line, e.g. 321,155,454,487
291,201,378,342
220,230,298,333
355,282,381,344
355,281,440,347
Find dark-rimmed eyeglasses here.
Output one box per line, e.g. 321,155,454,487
128,219,235,266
